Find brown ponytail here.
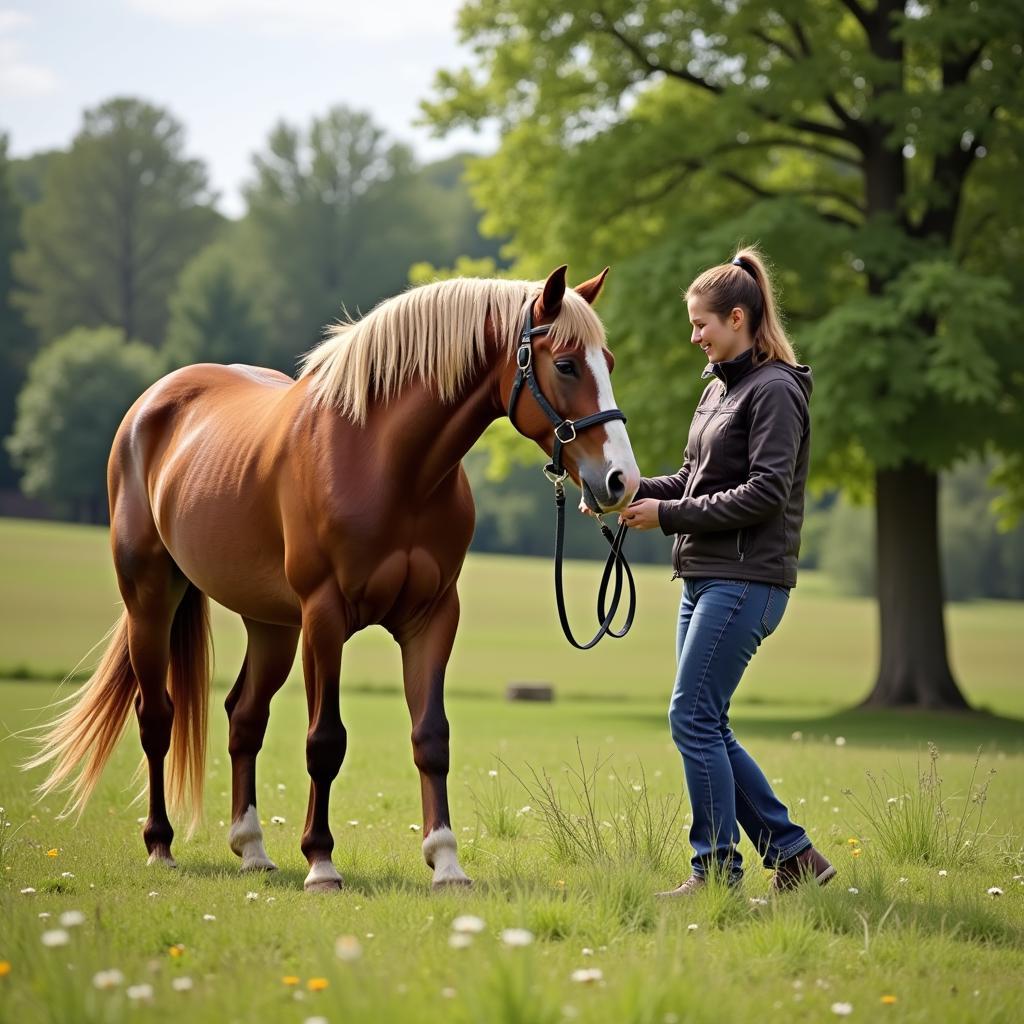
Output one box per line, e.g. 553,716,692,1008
685,244,797,366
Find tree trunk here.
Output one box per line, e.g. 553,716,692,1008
863,462,970,710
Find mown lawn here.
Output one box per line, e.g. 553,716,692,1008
1,518,1022,1023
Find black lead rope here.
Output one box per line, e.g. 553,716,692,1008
508,303,637,649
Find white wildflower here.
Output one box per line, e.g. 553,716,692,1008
409,823,421,831
41,929,70,947
830,1002,853,1016
581,947,594,956
449,933,473,949
687,923,699,932
271,816,286,825
60,872,75,879
245,891,259,902
987,886,1003,897
452,915,486,934
126,984,154,1001
59,910,85,927
488,770,498,777
571,968,604,984
938,870,947,877
790,731,803,741
897,877,908,885
20,887,35,895
500,928,534,947
848,887,860,895
202,913,216,921
835,737,847,747
335,934,363,961
93,969,125,989
172,976,194,992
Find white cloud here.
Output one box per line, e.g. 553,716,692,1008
127,0,462,38
0,10,58,98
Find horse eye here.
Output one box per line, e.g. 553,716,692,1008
555,359,578,378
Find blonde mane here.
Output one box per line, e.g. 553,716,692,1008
299,277,607,422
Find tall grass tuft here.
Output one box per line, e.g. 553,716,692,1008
841,743,996,866
502,743,685,873
469,763,527,839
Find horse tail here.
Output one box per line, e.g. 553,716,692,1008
166,584,212,837
26,611,138,818
27,585,213,833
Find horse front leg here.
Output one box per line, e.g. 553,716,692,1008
398,588,471,889
299,588,348,893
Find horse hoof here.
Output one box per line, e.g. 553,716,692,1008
304,879,343,894
146,849,177,869
432,874,473,891
303,859,343,893
241,859,278,873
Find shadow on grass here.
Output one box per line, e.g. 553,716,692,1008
609,705,1024,752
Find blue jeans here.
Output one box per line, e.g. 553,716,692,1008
671,578,810,881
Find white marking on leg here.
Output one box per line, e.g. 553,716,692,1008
584,348,641,499
303,858,343,892
146,850,177,868
423,826,471,888
229,805,277,872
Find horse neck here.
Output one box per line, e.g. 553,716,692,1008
357,358,508,498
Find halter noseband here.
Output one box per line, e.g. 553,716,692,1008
507,303,628,485
505,301,636,650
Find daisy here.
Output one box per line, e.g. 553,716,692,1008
93,969,124,989
830,1002,853,1016
335,935,362,961
126,984,154,1001
59,911,85,928
451,915,485,934
500,928,534,947
172,977,194,992
571,968,603,984
41,929,69,947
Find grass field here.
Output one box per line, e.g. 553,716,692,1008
1,518,1023,1023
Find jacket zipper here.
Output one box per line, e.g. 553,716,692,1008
691,382,726,471
736,528,746,562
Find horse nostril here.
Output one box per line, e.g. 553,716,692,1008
606,469,625,502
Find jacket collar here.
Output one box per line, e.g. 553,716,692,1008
701,346,757,390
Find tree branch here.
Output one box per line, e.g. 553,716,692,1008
836,0,873,34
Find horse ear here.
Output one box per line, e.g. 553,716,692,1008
575,267,609,306
539,265,568,318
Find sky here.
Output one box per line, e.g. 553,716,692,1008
0,0,496,216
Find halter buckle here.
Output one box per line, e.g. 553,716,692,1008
516,343,532,370
554,420,577,444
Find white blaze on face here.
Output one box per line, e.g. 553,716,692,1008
584,347,641,490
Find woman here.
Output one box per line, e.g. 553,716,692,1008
618,246,834,894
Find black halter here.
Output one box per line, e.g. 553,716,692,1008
507,303,637,650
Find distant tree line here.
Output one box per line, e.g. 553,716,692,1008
0,97,501,515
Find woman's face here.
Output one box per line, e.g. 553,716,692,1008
687,295,750,364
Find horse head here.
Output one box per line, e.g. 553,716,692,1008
502,265,641,513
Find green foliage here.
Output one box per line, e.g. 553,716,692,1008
5,327,162,519
0,133,36,488
423,0,1024,479
243,107,500,355
163,239,275,370
12,97,220,347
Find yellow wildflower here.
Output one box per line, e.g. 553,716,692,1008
0,961,11,977
281,976,300,986
169,944,185,958
46,849,58,857
307,977,329,991
851,848,862,858
847,838,859,846
881,995,897,1005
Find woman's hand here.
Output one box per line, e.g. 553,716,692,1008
619,498,661,531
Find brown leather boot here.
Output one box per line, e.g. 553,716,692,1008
655,875,706,897
771,846,836,891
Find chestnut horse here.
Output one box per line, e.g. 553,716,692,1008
29,266,640,891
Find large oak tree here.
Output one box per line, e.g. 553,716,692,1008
424,0,1024,708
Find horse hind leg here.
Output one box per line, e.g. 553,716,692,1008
120,560,189,867
226,619,299,872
